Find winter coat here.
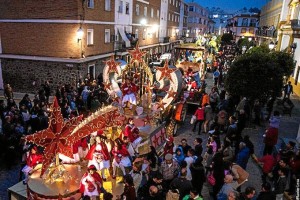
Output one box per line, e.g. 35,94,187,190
236,147,250,169
194,108,205,120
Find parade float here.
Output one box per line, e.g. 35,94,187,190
8,43,187,200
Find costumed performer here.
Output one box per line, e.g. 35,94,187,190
59,137,88,164
121,77,137,109
112,138,132,179
85,132,110,181
80,165,106,198
22,145,43,184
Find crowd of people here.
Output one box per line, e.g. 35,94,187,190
1,40,300,200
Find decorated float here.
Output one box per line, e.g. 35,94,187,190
8,43,187,200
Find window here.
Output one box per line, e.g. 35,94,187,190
135,29,139,39
176,1,178,7
249,28,254,34
88,65,95,79
241,28,246,33
118,0,123,13
199,18,202,24
172,14,174,21
105,0,111,11
242,18,248,26
144,6,147,16
105,29,110,43
87,29,94,45
157,9,160,18
156,29,158,38
173,0,175,5
189,6,194,11
87,0,94,8
151,8,154,18
168,13,170,20
125,2,129,14
136,4,139,15
250,19,256,27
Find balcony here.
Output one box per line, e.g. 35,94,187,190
256,28,277,38
114,39,138,51
159,37,170,43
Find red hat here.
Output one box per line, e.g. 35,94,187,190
97,130,103,136
88,165,97,171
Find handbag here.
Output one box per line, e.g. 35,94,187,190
190,115,196,124
207,172,216,186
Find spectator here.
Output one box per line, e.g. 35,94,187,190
236,142,250,170
239,186,256,200
256,182,275,200
160,153,180,188
170,169,193,199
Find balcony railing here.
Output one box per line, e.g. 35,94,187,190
114,39,138,51
256,29,277,38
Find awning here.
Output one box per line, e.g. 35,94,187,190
116,26,131,48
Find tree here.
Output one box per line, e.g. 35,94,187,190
225,47,294,103
221,33,233,44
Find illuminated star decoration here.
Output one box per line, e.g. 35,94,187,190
156,59,177,83
143,81,154,93
128,42,146,64
167,88,178,99
104,55,121,75
103,80,112,90
25,97,83,176
157,99,167,110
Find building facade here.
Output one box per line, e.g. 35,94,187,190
277,0,300,95
179,2,188,38
256,0,282,45
186,2,209,38
226,13,259,41
0,0,182,92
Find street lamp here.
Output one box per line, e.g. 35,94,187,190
77,27,84,58
77,27,84,43
140,18,147,26
248,37,252,42
268,41,275,50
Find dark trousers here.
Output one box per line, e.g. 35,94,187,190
263,145,274,155
193,120,204,134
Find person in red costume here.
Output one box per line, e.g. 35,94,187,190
80,165,105,198
59,137,88,164
21,145,43,184
121,77,137,109
86,133,110,181
122,118,142,155
112,138,132,179
163,136,175,157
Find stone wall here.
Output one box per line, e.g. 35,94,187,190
1,58,106,93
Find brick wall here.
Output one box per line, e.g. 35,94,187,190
0,23,114,58
1,58,107,92
0,0,80,20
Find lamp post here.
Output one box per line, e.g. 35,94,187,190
77,27,84,58
268,41,275,51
